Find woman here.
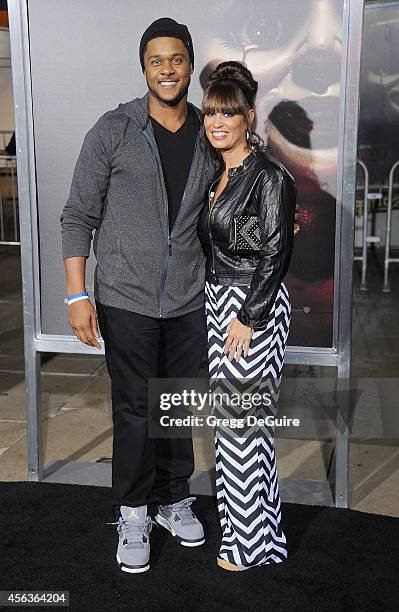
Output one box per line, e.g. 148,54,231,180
197,61,297,571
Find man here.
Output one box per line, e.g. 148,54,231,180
60,18,215,574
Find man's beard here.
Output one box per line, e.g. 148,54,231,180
148,78,191,107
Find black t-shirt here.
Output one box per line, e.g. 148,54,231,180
151,105,200,230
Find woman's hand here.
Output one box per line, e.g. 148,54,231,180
224,317,253,362
294,203,300,236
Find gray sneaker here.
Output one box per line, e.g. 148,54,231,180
115,505,152,573
155,496,205,547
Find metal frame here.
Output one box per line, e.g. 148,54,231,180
8,0,364,508
366,0,399,10
8,0,42,481
333,0,364,508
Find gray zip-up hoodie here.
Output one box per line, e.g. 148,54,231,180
60,92,216,318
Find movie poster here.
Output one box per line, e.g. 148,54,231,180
28,0,348,347
196,0,344,347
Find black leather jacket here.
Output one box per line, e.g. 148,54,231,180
197,149,297,330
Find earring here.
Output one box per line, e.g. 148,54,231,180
246,129,255,150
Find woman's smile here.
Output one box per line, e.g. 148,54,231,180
211,130,229,139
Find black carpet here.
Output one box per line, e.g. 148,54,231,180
1,482,398,611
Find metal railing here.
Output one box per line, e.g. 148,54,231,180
355,160,384,291
354,161,368,290
383,160,399,292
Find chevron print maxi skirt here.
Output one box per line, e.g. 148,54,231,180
205,280,291,567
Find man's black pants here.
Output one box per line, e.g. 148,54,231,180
95,300,206,512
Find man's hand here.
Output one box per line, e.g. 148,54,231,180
68,299,102,349
224,317,253,362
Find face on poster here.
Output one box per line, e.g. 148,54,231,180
195,0,344,347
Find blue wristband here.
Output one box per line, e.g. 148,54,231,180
67,291,89,305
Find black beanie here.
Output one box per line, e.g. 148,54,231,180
139,17,194,72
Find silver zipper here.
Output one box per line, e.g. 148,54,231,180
208,191,216,275
142,122,201,317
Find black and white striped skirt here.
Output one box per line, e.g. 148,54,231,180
205,280,291,567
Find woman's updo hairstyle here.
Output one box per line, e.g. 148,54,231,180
201,61,267,157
